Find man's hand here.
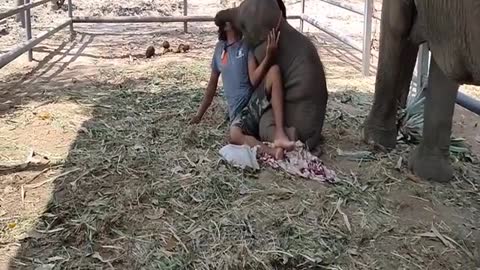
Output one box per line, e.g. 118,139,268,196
266,29,280,59
189,115,202,124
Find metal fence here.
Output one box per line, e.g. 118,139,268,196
299,0,431,93
0,0,448,88
299,0,375,76
0,0,479,114
0,0,300,69
305,0,480,114
0,0,72,68
0,0,376,75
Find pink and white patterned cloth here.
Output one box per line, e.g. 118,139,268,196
259,142,337,183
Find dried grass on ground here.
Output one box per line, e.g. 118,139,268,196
0,0,480,268
1,53,479,268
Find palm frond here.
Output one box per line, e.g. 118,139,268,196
397,91,470,157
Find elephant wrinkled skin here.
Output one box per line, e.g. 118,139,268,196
364,0,480,182
215,0,328,152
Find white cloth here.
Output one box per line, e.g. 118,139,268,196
219,144,260,170
219,142,336,183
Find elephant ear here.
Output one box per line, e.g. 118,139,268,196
214,8,238,27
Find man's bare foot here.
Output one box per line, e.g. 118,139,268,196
262,145,285,160
274,132,295,151
275,147,285,160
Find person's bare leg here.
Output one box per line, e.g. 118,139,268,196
265,65,295,150
230,126,284,160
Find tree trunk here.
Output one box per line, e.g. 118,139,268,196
16,0,26,28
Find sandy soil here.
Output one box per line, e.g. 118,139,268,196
0,0,479,269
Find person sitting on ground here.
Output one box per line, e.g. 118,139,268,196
190,20,294,159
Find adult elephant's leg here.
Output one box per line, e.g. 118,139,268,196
363,0,418,149
409,58,459,182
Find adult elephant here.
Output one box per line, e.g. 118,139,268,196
363,0,480,182
215,0,328,152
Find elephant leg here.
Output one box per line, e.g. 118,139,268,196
363,0,418,149
259,108,298,142
409,58,459,182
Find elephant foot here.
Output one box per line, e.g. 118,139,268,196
362,122,397,150
408,146,453,183
310,144,323,157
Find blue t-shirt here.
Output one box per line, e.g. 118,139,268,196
211,40,253,120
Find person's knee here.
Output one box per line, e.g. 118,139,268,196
267,65,281,80
229,126,244,144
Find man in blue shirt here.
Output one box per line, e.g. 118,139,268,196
191,20,294,159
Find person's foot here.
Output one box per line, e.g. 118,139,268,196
263,146,285,160
275,147,285,160
274,131,295,151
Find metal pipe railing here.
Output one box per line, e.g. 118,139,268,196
72,15,302,24
301,14,362,53
0,19,71,69
67,0,74,35
24,0,33,61
300,0,306,32
183,0,188,33
318,0,381,20
302,0,378,76
457,92,480,115
72,16,215,24
0,0,50,20
0,0,302,69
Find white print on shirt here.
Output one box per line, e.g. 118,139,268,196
236,48,245,59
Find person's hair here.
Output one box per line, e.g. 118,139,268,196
218,23,227,41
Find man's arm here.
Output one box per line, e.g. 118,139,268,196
191,69,220,124
248,29,280,88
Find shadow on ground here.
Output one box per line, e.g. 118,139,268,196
5,83,480,269
1,28,479,270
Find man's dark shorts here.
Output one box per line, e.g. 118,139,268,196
231,86,271,138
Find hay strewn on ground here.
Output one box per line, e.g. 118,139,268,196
1,0,480,267
2,57,479,269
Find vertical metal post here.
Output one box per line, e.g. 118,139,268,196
24,0,33,61
300,0,305,32
183,0,188,33
67,0,74,38
362,0,373,76
415,44,430,95
16,0,25,28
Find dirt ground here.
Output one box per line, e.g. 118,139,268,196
1,0,480,269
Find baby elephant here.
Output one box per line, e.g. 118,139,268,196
215,0,328,152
